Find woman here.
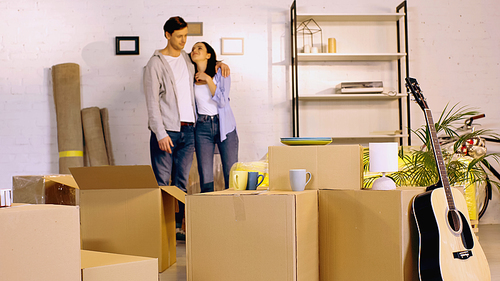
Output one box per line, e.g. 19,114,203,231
190,42,239,193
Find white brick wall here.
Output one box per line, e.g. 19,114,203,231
1,0,499,223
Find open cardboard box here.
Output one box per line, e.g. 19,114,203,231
81,250,158,281
69,165,186,272
186,189,319,281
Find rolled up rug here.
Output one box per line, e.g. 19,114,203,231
81,107,109,166
52,63,84,174
100,108,115,165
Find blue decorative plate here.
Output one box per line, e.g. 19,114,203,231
280,137,332,146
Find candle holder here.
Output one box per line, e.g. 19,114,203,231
297,18,323,53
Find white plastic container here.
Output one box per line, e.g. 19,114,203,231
0,189,12,207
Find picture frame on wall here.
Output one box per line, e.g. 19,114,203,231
115,36,139,55
187,22,203,36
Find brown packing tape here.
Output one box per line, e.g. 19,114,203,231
232,194,246,221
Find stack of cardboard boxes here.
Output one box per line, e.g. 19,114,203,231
186,145,421,281
10,166,186,280
1,202,158,281
8,144,424,280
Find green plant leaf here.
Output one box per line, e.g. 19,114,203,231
364,102,500,194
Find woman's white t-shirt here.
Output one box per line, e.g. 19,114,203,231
194,77,218,116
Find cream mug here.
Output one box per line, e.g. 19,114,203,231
232,171,248,191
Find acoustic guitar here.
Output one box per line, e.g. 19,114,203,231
406,77,491,281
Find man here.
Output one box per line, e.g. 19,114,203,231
144,16,196,193
143,17,228,238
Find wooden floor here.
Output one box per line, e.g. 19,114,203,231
160,224,500,280
159,240,186,281
481,224,500,281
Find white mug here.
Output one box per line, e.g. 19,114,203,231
289,169,312,191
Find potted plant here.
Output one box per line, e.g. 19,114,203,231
364,103,500,219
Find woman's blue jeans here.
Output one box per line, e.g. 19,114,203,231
195,114,239,193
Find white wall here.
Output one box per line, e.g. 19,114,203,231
1,0,499,222
407,0,500,224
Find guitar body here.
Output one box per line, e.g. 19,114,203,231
413,187,491,281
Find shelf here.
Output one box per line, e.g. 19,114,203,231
331,134,408,139
297,13,405,22
290,1,410,144
298,53,406,62
298,93,407,100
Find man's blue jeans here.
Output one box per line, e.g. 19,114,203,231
150,125,195,192
195,114,239,193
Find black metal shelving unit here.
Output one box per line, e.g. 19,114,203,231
290,0,299,138
290,0,411,145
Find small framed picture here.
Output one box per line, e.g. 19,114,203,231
187,22,203,36
221,38,244,55
115,36,139,55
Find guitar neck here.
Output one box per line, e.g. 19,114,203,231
424,109,456,211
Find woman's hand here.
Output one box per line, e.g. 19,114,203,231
195,72,211,83
195,71,217,96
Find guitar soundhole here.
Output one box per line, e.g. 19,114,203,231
447,210,461,232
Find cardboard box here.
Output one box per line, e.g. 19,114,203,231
12,175,79,205
0,204,81,281
81,250,158,281
70,165,186,272
319,188,422,281
186,190,319,281
268,145,363,191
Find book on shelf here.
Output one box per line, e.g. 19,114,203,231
339,81,383,94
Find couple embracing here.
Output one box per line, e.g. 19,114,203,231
143,17,238,202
